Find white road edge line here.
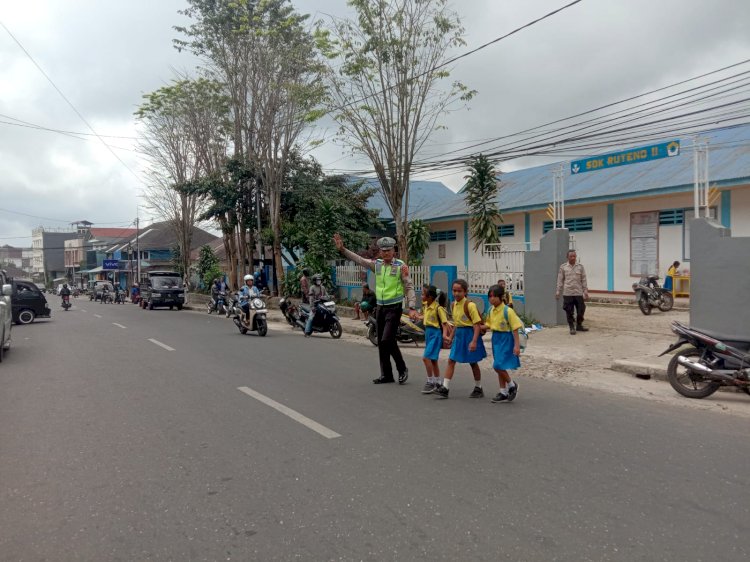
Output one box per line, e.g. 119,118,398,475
94,314,102,318
113,323,127,329
148,338,175,351
237,386,341,440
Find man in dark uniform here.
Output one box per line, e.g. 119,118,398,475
333,234,417,384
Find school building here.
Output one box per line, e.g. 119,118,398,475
409,123,750,295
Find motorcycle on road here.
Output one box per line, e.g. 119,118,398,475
61,294,71,311
207,291,228,315
632,275,674,315
659,320,750,399
232,294,269,336
279,297,300,327
295,300,342,339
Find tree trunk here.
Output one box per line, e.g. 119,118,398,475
272,221,284,297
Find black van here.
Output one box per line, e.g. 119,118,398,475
12,280,51,324
140,271,185,310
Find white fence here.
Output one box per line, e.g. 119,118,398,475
335,263,429,290
459,270,525,295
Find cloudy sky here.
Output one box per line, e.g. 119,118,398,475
1,0,749,245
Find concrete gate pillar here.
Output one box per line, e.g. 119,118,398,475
524,229,570,326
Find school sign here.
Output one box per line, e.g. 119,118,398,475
570,140,680,175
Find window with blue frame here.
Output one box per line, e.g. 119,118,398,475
659,209,684,225
543,217,593,234
497,224,515,237
430,230,457,242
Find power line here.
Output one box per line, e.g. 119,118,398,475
0,20,145,187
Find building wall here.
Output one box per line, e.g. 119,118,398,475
421,184,749,293
731,185,750,236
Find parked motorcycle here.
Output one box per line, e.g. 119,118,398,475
632,275,674,315
232,294,269,336
61,294,71,311
659,320,750,399
279,297,300,327
365,312,425,347
113,288,125,304
295,300,342,338
207,291,228,315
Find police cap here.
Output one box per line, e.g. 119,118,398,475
377,237,396,250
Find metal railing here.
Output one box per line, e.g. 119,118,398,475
458,270,525,295
335,263,430,290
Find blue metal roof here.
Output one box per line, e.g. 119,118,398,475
411,123,750,222
360,178,459,220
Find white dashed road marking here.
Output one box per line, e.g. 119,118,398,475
81,309,87,313
113,323,127,329
94,314,102,318
148,338,175,351
237,386,341,440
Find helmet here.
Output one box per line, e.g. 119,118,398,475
312,274,323,282
377,237,396,250
243,274,253,282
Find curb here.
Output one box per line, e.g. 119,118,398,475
611,359,668,381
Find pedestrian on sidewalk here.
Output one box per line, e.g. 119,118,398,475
333,233,418,385
664,260,680,292
419,285,449,394
435,279,486,400
354,283,376,320
556,249,589,335
484,284,521,403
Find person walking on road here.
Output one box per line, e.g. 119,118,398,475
333,233,417,385
556,249,589,335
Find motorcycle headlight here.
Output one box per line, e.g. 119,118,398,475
252,298,264,309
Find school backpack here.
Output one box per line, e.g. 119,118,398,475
501,304,528,353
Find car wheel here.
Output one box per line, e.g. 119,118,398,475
18,309,36,325
148,301,154,310
169,306,173,310
176,304,183,311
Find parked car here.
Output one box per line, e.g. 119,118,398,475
0,270,12,362
11,279,51,324
140,271,185,310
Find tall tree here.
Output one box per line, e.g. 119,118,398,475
464,154,502,253
176,0,325,294
406,219,430,265
317,0,474,258
136,78,229,278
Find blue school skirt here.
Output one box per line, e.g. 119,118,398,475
492,331,521,371
449,326,487,363
423,326,442,361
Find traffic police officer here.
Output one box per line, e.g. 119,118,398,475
333,233,417,384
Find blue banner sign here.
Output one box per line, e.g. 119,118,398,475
103,259,119,270
570,140,680,175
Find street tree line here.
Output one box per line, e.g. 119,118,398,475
137,0,501,292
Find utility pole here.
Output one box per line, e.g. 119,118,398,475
135,213,141,284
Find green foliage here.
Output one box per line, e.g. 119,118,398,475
464,154,502,253
197,245,221,287
517,309,539,327
279,153,379,266
407,219,430,265
282,256,335,298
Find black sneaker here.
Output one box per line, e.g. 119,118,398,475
373,376,395,384
469,386,484,399
507,382,518,402
576,324,589,332
434,385,449,399
491,392,509,403
398,369,409,385
569,326,576,335
421,382,437,394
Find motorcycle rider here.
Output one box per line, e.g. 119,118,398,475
304,274,329,337
238,274,261,323
211,277,223,312
60,283,71,306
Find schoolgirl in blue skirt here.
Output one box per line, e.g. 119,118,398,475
419,285,448,394
434,279,486,400
484,284,522,403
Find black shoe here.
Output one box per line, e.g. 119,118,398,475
373,376,395,384
469,386,484,398
576,324,589,332
569,326,576,335
491,392,509,403
398,369,409,385
421,382,437,394
434,385,449,399
507,382,518,402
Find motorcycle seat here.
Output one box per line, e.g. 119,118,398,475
691,326,750,349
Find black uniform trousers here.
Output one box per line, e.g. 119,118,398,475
562,295,586,327
376,303,406,380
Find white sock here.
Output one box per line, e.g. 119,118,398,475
428,376,436,385
499,386,509,396
474,381,482,389
442,378,451,389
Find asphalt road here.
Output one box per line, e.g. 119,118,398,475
1,300,749,561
